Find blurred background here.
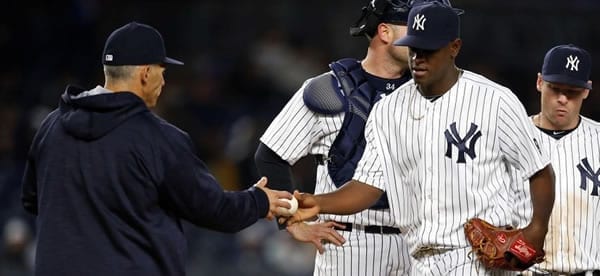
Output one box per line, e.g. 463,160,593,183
0,0,598,275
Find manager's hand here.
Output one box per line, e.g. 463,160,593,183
254,177,294,220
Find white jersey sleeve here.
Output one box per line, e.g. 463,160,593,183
353,112,385,190
496,91,550,179
259,81,323,165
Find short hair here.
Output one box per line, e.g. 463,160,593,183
103,65,138,81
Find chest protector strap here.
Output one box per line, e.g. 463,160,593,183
304,58,389,210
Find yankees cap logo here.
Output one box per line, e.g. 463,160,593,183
393,2,459,50
541,44,591,89
566,55,580,71
413,14,426,31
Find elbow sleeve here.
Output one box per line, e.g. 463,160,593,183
254,143,294,192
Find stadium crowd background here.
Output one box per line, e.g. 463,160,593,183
0,0,598,275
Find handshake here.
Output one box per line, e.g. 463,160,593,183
253,176,319,222
255,177,347,253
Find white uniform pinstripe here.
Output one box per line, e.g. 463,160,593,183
260,74,411,275
512,116,600,274
353,70,550,275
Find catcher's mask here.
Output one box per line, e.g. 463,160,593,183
350,0,464,38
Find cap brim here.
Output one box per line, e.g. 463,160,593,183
543,74,592,90
393,35,449,50
164,57,184,65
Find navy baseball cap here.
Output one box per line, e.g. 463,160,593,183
350,0,463,37
102,22,184,66
392,1,460,50
541,44,592,90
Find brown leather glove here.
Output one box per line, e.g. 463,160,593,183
464,218,545,271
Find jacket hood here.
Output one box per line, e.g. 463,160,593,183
59,85,149,140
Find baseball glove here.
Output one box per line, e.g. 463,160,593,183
464,218,545,271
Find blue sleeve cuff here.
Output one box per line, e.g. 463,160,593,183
249,186,269,218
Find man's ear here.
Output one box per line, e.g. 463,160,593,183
140,65,150,85
376,23,391,44
536,73,543,93
583,81,591,99
449,38,462,59
583,88,590,100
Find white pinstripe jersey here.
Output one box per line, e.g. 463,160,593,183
260,74,396,228
512,116,600,273
353,70,550,254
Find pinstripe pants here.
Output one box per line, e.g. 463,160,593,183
411,246,517,276
313,229,411,276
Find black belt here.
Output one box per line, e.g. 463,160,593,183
527,270,600,276
333,222,401,234
315,154,326,165
573,271,600,276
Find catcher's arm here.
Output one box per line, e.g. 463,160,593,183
523,165,555,251
254,143,294,192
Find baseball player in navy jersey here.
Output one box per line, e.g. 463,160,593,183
254,1,464,275
287,2,556,275
511,45,600,276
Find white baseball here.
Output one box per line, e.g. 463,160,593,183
278,196,298,216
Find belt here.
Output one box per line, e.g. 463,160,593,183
526,270,600,276
412,247,453,259
315,154,327,165
573,271,600,276
333,222,401,234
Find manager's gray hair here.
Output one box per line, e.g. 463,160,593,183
103,65,139,81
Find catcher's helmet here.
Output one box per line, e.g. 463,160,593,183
350,0,464,38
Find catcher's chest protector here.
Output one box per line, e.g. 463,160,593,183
303,58,389,209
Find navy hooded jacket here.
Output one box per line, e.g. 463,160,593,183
21,85,270,276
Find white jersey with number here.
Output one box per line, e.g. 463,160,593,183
260,74,411,276
353,70,550,254
513,116,600,274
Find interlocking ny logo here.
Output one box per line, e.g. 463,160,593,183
576,158,600,196
445,122,482,163
566,55,580,71
413,14,426,31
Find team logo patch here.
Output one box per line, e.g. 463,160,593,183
576,157,600,196
533,138,541,154
444,122,482,163
509,238,535,259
